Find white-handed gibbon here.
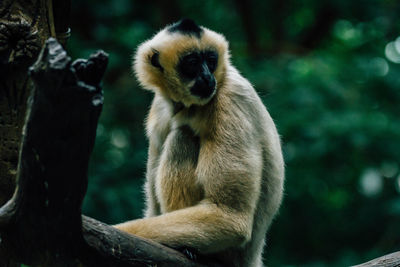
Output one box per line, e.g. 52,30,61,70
115,19,285,267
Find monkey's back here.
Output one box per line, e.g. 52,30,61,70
211,67,285,267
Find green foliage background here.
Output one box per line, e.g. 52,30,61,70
68,0,400,266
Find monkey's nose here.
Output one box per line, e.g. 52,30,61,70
202,73,216,89
191,75,216,99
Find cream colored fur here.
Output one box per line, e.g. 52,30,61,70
115,24,285,267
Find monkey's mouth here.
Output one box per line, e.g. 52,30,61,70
190,77,216,99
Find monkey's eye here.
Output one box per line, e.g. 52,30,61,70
205,51,218,73
179,53,201,79
185,56,200,66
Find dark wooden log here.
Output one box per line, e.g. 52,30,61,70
0,1,53,265
0,0,51,208
80,216,205,267
0,36,105,266
352,251,400,267
0,37,210,267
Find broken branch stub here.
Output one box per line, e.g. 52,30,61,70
0,37,107,264
0,38,210,266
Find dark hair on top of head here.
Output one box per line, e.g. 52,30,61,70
167,18,203,38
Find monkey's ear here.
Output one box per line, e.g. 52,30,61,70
150,50,163,72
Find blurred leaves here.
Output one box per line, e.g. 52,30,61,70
68,0,400,266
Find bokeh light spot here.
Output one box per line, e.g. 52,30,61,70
359,168,383,197
385,41,400,63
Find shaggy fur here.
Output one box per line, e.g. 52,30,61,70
115,20,285,267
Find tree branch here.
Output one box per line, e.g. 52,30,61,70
352,251,400,267
0,38,212,267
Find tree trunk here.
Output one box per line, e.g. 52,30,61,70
0,37,214,267
0,1,53,266
0,0,51,208
0,1,217,266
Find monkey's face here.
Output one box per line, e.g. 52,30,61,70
176,49,218,103
147,43,221,106
134,21,229,107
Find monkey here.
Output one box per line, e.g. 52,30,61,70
115,19,285,267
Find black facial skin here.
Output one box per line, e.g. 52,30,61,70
178,50,218,99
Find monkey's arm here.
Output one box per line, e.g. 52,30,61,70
116,138,261,254
115,200,252,254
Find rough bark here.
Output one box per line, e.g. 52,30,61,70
0,1,216,266
352,251,400,267
0,0,51,207
0,37,213,267
81,216,207,267
0,1,53,266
